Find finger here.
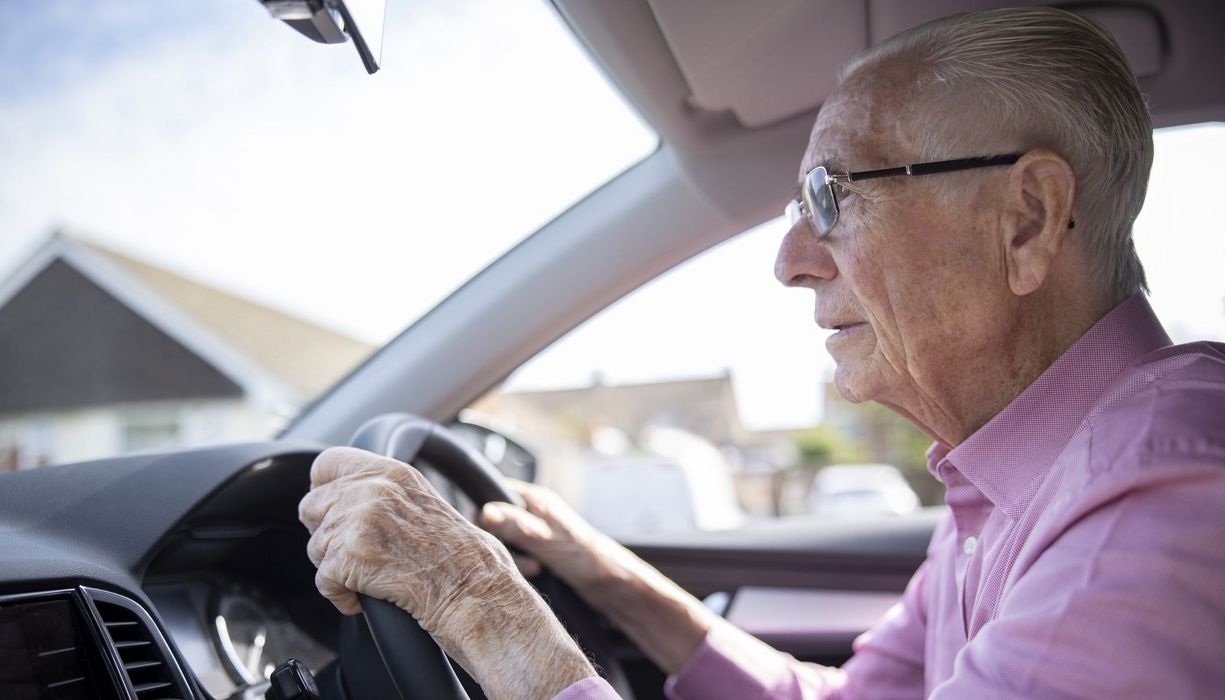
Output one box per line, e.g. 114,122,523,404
306,530,328,567
310,446,390,488
315,559,362,616
506,478,546,499
504,477,533,492
302,477,396,533
298,482,341,532
507,480,558,519
391,464,446,500
306,510,344,566
511,552,543,579
481,502,554,548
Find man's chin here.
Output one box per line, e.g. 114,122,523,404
832,363,877,404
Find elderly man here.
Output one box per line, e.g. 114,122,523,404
298,6,1225,699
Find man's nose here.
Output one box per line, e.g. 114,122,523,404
775,220,837,287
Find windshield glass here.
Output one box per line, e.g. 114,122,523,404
0,0,655,467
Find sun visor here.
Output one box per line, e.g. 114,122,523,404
648,0,1164,130
646,0,868,128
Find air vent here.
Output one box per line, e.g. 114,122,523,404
0,590,121,700
84,588,190,700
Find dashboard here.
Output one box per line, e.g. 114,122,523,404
145,575,336,698
0,442,344,700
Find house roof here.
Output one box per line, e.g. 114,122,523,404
0,258,244,414
0,233,373,410
82,241,372,397
476,373,754,447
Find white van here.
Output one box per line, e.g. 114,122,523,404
808,464,920,520
580,427,745,537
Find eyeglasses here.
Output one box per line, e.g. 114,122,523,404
786,154,1033,237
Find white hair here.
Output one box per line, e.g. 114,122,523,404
843,7,1153,301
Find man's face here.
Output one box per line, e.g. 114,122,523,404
776,69,1013,413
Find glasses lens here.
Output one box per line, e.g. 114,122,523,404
804,167,839,235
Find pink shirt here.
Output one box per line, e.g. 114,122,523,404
558,296,1225,699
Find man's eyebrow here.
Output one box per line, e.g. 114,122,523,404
822,157,850,173
800,157,850,176
792,155,855,199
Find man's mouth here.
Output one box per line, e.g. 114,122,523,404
825,322,868,343
820,320,866,332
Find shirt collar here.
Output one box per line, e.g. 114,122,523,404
932,295,1171,518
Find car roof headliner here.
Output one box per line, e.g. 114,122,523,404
556,0,1225,220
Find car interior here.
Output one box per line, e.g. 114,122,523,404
1,1,1222,699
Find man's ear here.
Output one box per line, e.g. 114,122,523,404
1000,149,1076,296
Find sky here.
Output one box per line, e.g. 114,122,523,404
2,1,1222,432
0,0,656,343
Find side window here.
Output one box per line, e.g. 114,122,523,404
468,218,938,537
469,124,1225,538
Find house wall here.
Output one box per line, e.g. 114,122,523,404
0,398,283,470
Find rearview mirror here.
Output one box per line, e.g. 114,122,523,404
260,0,386,74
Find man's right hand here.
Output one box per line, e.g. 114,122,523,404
478,480,717,674
478,480,632,606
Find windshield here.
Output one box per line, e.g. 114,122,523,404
0,0,655,467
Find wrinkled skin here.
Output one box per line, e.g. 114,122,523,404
298,446,593,700
481,480,624,586
300,448,507,623
775,62,1091,446
481,481,717,674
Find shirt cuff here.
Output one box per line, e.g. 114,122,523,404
664,620,798,700
552,675,620,700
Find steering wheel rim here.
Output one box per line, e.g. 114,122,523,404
347,413,633,700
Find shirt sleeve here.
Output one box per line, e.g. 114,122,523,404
552,676,621,700
665,559,932,700
930,459,1225,699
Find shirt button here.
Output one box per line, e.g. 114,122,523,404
963,536,978,556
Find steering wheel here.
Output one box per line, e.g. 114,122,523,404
345,413,634,700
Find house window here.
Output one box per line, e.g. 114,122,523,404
122,411,181,452
0,419,57,471
20,420,56,469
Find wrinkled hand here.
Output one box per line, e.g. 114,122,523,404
479,480,644,606
298,448,516,645
481,481,717,675
297,447,594,697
